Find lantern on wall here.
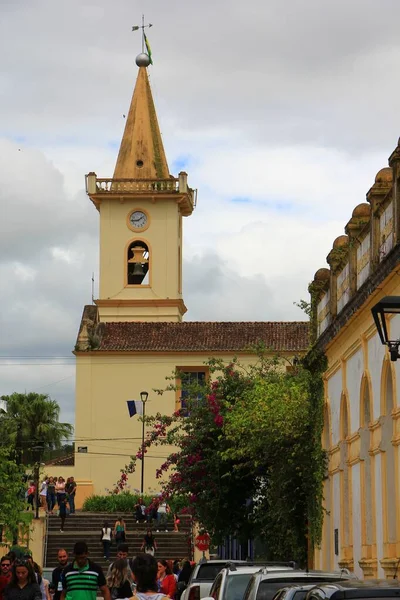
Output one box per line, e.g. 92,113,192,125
371,296,400,361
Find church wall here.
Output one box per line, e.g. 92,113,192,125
74,351,289,504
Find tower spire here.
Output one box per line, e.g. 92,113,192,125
113,55,168,180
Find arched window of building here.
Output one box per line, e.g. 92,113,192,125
359,376,373,550
339,394,350,553
381,363,396,545
127,241,149,285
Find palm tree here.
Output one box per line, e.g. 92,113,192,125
0,392,73,465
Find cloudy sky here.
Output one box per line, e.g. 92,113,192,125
1,0,399,427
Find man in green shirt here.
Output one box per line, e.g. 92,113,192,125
61,542,110,600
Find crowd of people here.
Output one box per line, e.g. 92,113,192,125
26,477,77,522
133,499,180,533
0,543,194,600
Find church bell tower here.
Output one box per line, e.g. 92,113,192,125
85,53,196,323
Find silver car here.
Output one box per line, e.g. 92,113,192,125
243,569,357,600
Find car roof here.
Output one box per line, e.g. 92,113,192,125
308,580,400,599
283,585,320,591
198,560,249,564
224,567,270,576
259,570,356,580
312,580,400,591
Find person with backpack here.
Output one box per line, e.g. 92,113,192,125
100,522,113,561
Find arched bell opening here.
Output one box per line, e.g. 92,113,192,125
127,241,150,285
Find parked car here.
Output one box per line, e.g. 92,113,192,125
181,561,295,600
243,569,357,600
271,584,319,600
306,580,400,600
204,564,297,600
180,560,249,600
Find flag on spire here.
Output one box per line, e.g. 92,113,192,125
143,32,153,65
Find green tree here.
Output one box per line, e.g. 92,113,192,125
0,393,73,465
113,349,326,564
0,446,31,543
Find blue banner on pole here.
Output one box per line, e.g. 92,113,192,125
127,400,143,418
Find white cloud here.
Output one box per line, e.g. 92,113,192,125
1,0,400,423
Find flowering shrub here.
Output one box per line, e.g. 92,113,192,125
111,349,326,564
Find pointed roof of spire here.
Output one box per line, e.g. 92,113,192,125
113,67,170,180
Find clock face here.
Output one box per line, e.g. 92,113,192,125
129,210,148,229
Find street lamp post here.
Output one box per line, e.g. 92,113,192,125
371,296,400,361
140,391,149,495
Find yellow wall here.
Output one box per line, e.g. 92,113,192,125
99,198,181,308
317,268,400,579
74,351,295,502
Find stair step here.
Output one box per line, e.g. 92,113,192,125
44,511,193,568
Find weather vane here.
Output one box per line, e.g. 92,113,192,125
132,15,153,65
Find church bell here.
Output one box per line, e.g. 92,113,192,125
132,262,145,277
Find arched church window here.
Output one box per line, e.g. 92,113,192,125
127,241,149,285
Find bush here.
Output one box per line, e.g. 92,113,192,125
82,492,189,515
82,492,151,513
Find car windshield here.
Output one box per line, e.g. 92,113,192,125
196,564,226,581
224,575,255,600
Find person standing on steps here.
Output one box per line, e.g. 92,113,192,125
26,482,35,512
100,522,113,561
50,549,69,600
61,542,110,600
39,480,48,514
140,529,157,557
55,478,66,508
47,478,56,515
58,496,68,533
156,502,170,532
113,517,126,544
65,477,77,515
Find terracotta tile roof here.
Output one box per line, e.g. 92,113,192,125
96,321,309,352
45,454,75,467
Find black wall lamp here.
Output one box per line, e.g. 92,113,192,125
371,296,400,361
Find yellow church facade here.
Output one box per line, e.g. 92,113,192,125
310,144,400,578
73,57,308,504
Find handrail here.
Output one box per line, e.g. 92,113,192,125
43,512,49,567
95,178,179,193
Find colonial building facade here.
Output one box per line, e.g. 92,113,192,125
72,60,308,505
310,145,400,578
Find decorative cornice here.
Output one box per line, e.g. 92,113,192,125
314,244,400,351
95,298,187,314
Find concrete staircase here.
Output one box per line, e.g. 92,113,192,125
44,512,193,571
